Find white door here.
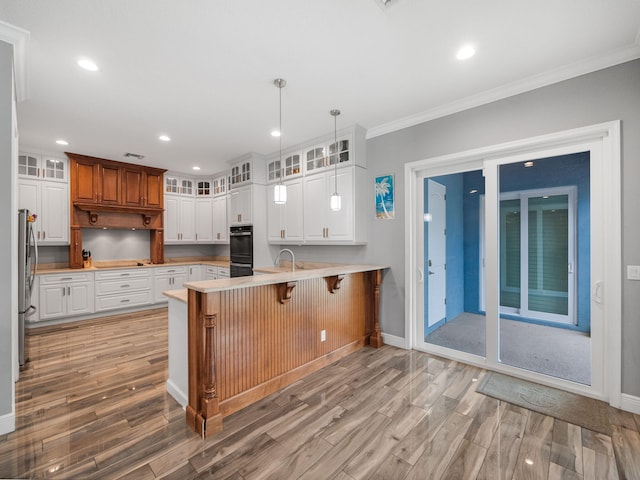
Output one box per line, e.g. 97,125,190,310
303,174,328,241
180,197,196,242
266,184,284,241
164,196,180,242
68,282,93,316
283,179,304,241
40,182,69,244
212,196,228,242
327,168,354,241
195,198,213,242
426,180,447,327
39,284,66,320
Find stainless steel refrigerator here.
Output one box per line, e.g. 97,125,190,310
18,208,38,366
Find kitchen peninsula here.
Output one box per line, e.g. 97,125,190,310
165,263,387,437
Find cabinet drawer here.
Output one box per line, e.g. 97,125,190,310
95,276,152,295
95,290,153,312
39,272,93,285
155,265,187,276
94,268,150,280
217,267,230,278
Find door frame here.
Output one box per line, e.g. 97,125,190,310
404,121,621,406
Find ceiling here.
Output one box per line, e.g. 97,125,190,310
1,0,639,175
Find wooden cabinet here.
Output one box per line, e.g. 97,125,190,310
69,153,165,209
67,153,167,268
267,178,304,243
39,272,94,320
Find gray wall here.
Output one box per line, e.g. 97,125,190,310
290,59,640,397
0,41,14,421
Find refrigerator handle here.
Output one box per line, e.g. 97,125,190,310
29,223,38,292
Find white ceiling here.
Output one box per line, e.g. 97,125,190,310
1,0,639,175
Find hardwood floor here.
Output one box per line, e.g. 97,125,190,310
1,308,639,479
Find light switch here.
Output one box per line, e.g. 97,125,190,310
627,265,640,280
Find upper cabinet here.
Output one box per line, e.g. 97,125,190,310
67,153,166,210
17,152,69,245
212,174,227,197
18,152,68,182
303,125,366,175
266,151,302,183
228,153,266,189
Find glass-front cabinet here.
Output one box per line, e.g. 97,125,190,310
196,179,212,196
266,151,302,183
213,174,227,196
19,152,67,181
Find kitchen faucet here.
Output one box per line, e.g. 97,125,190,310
275,248,295,272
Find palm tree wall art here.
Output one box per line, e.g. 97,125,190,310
375,174,395,219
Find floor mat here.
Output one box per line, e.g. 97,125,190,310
477,371,610,435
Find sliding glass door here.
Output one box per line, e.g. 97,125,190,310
499,188,576,325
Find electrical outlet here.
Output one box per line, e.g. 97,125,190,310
320,330,326,342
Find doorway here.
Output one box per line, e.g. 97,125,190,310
406,121,621,403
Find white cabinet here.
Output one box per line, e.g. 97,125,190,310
212,196,228,243
165,194,195,243
267,178,304,243
217,267,230,278
19,178,69,245
206,266,218,280
228,186,252,225
188,265,206,281
95,269,153,312
18,152,68,181
212,174,227,197
195,198,214,242
303,166,366,244
18,152,69,246
154,266,187,303
39,272,94,321
302,125,366,175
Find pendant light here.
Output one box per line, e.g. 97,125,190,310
273,78,287,204
329,109,342,211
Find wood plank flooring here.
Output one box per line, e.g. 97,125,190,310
1,308,639,479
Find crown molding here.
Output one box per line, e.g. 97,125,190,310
366,43,640,140
0,20,30,102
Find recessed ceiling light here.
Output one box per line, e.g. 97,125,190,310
159,135,171,142
271,130,281,137
77,58,99,72
55,139,69,146
456,44,476,60
192,166,201,171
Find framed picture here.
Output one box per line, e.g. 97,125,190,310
375,174,394,219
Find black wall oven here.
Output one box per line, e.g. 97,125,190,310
229,225,253,277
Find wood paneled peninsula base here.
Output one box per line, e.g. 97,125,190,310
165,264,387,438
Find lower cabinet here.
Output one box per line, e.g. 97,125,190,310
154,266,188,303
39,272,94,321
188,265,206,281
95,269,153,312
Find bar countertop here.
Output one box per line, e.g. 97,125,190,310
183,263,389,294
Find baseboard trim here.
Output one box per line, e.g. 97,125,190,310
0,411,15,435
620,393,640,415
381,333,407,349
166,379,187,409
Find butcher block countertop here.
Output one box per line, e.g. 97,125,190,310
37,256,229,274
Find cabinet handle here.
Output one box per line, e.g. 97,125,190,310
120,299,130,303
167,269,176,273
67,286,71,295
120,284,130,288
62,286,65,296
196,233,198,241
37,231,40,240
120,273,130,276
42,231,46,240
238,214,241,222
60,277,73,281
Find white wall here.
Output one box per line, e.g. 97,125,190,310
0,40,15,430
